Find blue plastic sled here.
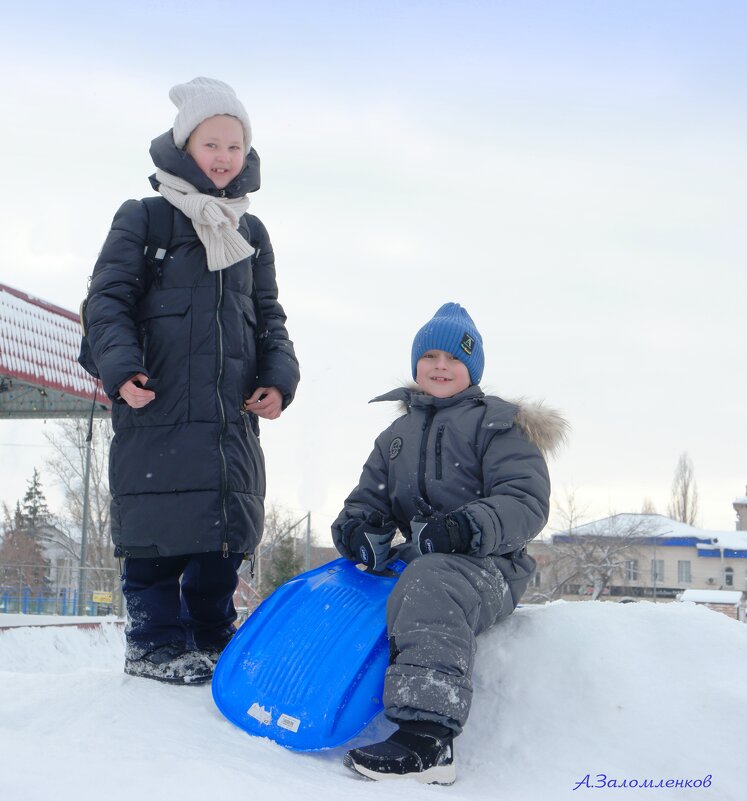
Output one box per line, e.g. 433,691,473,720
212,557,404,751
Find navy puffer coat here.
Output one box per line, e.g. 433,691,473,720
85,131,300,558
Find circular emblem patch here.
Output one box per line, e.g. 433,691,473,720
389,437,403,460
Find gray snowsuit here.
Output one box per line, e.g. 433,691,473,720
332,385,567,732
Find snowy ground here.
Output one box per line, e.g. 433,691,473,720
1,600,744,801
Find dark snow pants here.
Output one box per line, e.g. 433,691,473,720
384,552,514,734
122,552,243,656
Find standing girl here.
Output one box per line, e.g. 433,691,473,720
83,77,300,683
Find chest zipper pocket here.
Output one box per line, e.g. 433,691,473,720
435,425,445,480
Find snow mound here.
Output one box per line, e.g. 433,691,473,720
0,621,124,673
0,602,744,801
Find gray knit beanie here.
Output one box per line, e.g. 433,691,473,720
169,77,252,154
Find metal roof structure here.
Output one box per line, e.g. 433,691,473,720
0,282,111,419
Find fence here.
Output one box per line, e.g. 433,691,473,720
1,538,334,621
0,562,124,617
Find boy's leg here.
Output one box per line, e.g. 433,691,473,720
180,551,243,656
344,553,513,782
383,552,513,733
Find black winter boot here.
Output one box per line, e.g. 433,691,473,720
343,721,456,785
195,631,235,666
124,642,214,685
197,641,230,666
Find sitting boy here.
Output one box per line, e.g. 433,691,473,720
332,302,567,784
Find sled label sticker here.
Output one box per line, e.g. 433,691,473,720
247,703,272,726
277,713,301,733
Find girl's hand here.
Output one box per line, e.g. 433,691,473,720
119,373,156,409
244,386,283,420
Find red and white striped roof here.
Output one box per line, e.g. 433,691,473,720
0,282,111,418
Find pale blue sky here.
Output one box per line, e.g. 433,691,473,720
1,1,746,534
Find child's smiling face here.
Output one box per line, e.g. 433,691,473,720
186,114,245,189
415,349,471,398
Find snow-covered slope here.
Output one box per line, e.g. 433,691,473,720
1,601,744,801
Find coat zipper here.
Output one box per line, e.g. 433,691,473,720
215,271,229,557
417,406,437,504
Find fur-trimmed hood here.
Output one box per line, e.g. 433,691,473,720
509,397,570,458
371,384,569,458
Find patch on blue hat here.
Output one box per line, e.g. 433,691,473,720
460,332,474,356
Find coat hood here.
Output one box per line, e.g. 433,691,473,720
371,385,570,458
148,129,262,198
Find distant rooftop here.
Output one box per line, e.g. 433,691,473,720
557,512,747,552
679,589,743,605
0,282,110,418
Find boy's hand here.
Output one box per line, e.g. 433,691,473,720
339,517,396,572
244,386,283,419
411,499,471,555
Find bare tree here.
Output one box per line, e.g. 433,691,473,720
0,501,12,540
667,452,699,526
538,492,653,600
44,419,117,587
641,497,657,515
243,505,306,598
0,501,50,594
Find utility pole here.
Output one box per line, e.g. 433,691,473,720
282,511,311,570
253,511,311,596
305,512,311,571
712,538,725,589
77,400,96,616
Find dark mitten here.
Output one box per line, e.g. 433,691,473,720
411,499,472,556
339,516,396,572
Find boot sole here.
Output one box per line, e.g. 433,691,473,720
343,753,456,785
124,666,212,685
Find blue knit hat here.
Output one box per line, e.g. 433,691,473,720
411,303,484,384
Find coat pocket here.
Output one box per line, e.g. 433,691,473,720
134,289,192,423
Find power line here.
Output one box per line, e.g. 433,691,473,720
0,442,83,449
0,443,55,448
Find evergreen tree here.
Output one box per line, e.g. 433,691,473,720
13,501,23,531
20,469,50,530
261,534,303,596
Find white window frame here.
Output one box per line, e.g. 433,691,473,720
677,560,691,584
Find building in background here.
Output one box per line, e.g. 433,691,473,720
528,508,747,615
732,489,747,531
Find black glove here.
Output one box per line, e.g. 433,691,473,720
338,515,396,572
410,499,472,556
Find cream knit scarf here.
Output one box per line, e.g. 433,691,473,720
155,169,254,271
